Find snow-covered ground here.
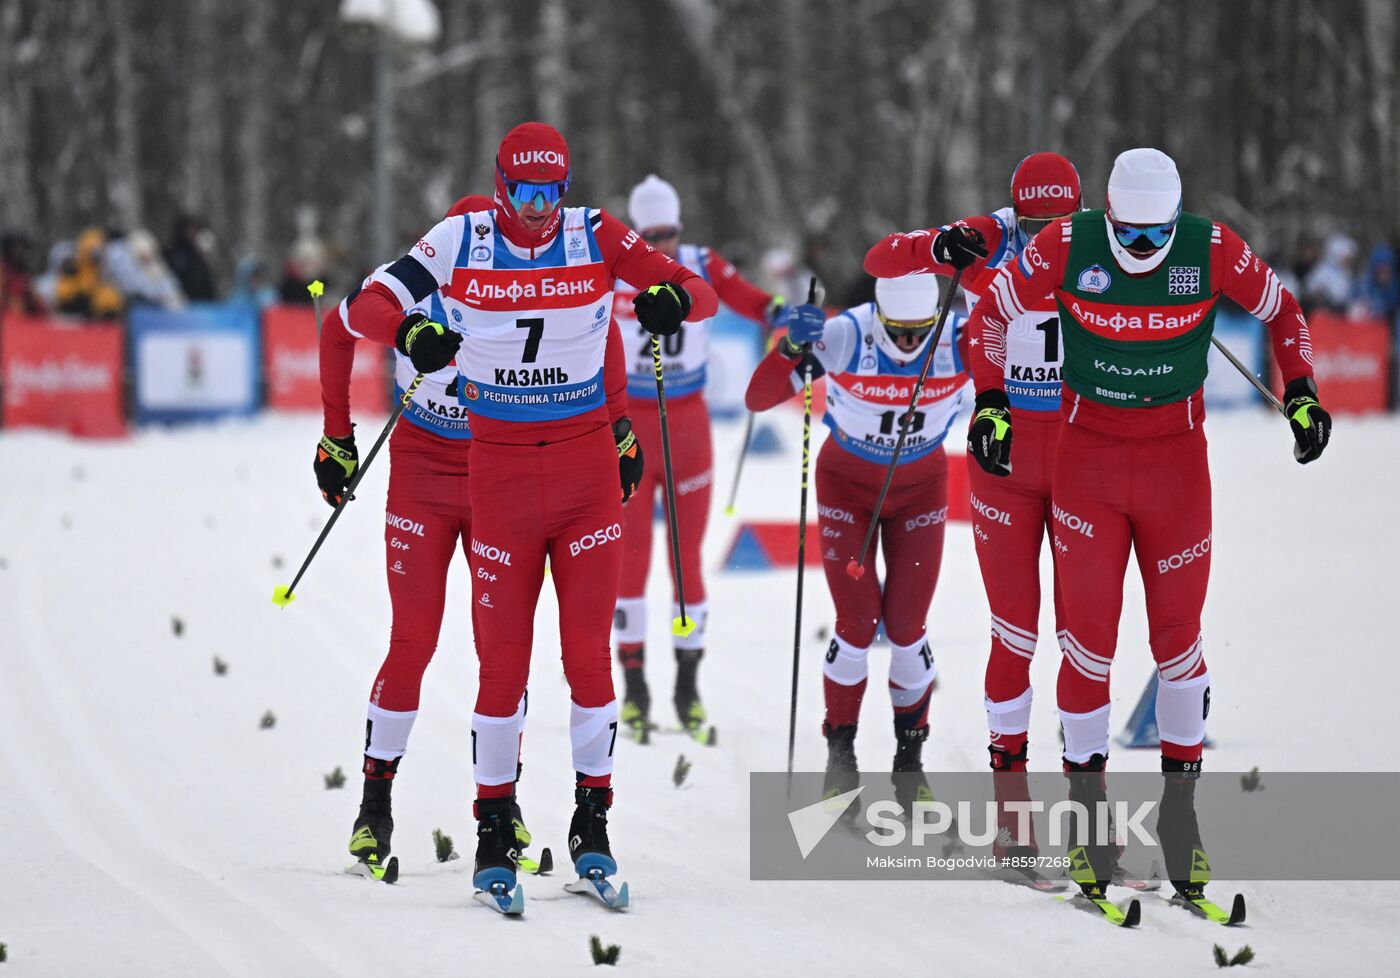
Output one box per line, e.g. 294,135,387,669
1,407,1397,976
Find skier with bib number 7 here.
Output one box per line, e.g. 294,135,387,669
342,123,717,910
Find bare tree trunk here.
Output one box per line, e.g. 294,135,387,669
1363,0,1398,232
184,0,227,231
107,0,143,230
536,0,569,130
0,0,39,231
235,0,273,260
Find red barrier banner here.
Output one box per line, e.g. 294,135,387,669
263,305,389,414
1,315,127,437
1272,311,1390,415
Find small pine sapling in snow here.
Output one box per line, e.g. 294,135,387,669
172,616,185,637
213,656,228,675
324,766,345,789
433,828,457,862
589,935,621,966
1214,944,1255,967
1,941,7,962
1240,767,1263,792
259,710,276,729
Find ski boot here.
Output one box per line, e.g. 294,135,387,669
473,796,520,890
565,784,629,908
348,756,398,862
674,648,715,745
472,796,523,912
348,756,399,881
822,722,859,801
620,663,653,743
1063,753,1114,899
891,722,936,814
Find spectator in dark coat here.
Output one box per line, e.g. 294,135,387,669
164,214,218,301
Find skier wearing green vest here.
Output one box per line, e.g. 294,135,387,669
963,148,1331,904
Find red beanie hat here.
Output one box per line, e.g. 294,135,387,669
493,122,571,246
1009,152,1082,219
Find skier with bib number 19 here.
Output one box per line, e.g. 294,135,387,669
343,123,717,910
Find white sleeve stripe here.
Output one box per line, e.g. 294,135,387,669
1248,271,1282,321
338,297,365,339
990,273,1027,321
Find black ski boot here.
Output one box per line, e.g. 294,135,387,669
891,722,936,814
348,755,398,863
472,796,519,892
621,663,652,742
568,785,616,878
1063,753,1113,900
822,722,859,802
674,648,713,744
1159,757,1208,900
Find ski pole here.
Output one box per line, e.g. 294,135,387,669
846,266,965,582
724,411,756,517
651,333,697,638
787,276,820,784
724,321,775,516
1210,334,1285,412
272,372,425,607
308,279,326,334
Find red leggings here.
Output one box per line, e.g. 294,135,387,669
469,425,623,795
1052,422,1212,764
816,439,948,730
969,414,1063,747
371,421,472,713
615,391,713,654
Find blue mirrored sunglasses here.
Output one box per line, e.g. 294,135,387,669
1110,204,1181,250
501,168,571,210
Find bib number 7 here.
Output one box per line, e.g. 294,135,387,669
517,317,544,363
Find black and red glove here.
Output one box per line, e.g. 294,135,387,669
632,283,691,337
1283,376,1331,464
614,418,645,503
395,312,461,373
314,431,358,507
932,225,989,270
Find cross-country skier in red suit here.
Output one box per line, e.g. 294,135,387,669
610,174,788,743
745,274,969,812
865,153,1082,861
963,148,1331,900
342,123,717,899
316,193,633,878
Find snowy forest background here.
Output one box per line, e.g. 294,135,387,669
1,0,1397,300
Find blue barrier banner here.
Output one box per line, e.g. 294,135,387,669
131,303,261,423
708,307,765,420
1205,309,1268,411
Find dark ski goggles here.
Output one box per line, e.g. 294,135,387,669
501,169,571,211
640,226,681,244
877,310,936,337
1109,204,1180,251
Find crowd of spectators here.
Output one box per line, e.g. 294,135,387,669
0,214,333,322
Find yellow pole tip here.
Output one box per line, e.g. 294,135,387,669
672,615,697,638
307,280,325,298
724,506,736,517
271,585,296,607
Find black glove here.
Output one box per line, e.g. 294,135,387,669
314,432,358,507
614,418,645,503
395,312,462,373
632,282,691,337
967,389,1013,477
932,225,989,270
1283,376,1331,464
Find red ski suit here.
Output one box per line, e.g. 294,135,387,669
347,203,717,795
612,246,774,660
965,216,1315,764
746,304,969,735
868,214,1066,769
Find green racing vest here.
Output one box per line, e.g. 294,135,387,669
1054,210,1217,406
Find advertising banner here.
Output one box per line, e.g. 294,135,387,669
130,303,260,423
263,304,389,414
1,314,127,437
